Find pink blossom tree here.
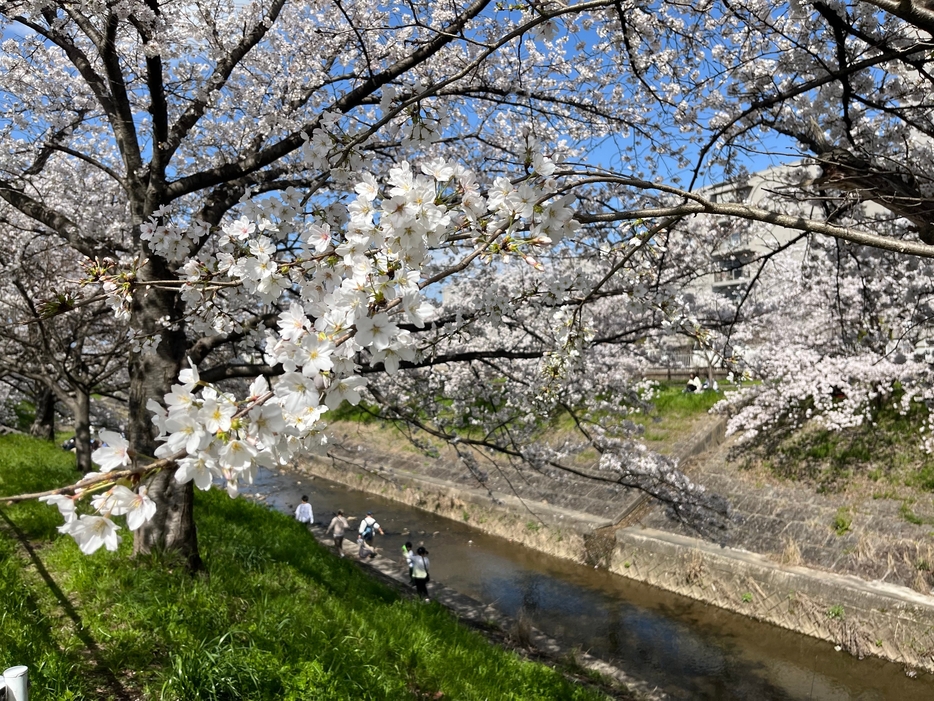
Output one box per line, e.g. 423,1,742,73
1,0,934,565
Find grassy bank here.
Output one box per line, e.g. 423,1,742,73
632,383,723,451
0,434,614,700
737,399,934,500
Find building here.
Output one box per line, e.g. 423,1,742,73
701,162,819,299
659,162,820,372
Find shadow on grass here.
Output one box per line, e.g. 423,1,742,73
0,506,133,701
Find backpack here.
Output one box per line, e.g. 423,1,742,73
362,519,375,541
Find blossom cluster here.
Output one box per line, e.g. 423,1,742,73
46,152,583,554
717,349,934,450
149,365,313,497
166,152,579,465
39,431,156,554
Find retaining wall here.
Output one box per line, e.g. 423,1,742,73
608,527,934,673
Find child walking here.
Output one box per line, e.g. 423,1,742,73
402,541,414,578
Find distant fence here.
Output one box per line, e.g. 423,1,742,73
0,666,29,701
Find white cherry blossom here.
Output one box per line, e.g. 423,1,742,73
175,456,216,491
91,432,131,472
325,375,367,409
39,494,77,524
59,515,122,555
199,394,236,434
354,313,397,350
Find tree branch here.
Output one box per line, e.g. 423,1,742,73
0,180,108,259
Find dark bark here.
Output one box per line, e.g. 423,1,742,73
73,388,92,474
128,260,202,571
864,0,934,39
29,387,55,441
814,148,934,244
133,469,200,572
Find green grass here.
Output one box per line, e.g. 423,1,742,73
0,434,613,700
630,383,722,449
898,501,932,526
530,382,724,450
832,507,852,536
742,395,934,494
326,400,383,424
648,384,723,417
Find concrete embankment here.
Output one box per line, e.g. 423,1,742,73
298,421,934,674
607,527,934,673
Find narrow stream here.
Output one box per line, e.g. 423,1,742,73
248,468,934,700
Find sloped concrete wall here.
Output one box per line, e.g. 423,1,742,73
610,527,934,673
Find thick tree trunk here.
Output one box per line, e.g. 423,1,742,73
73,389,93,474
129,261,202,571
29,387,55,441
134,469,200,570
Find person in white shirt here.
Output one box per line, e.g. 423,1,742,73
410,546,430,600
294,495,314,529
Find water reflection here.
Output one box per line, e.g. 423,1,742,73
249,469,934,700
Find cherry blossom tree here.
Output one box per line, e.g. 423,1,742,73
2,0,934,565
0,216,130,470
711,220,934,454
0,0,643,567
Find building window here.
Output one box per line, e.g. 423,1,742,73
713,257,748,283
710,186,752,204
